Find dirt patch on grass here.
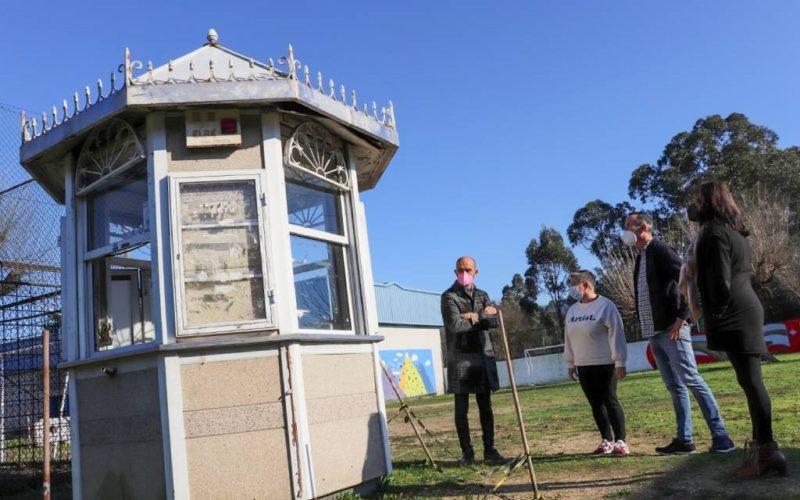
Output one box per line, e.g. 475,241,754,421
386,402,797,499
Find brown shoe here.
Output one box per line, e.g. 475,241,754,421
735,441,788,478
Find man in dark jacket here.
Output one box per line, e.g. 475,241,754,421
441,256,507,465
624,213,734,455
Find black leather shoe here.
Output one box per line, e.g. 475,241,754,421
484,449,509,465
460,451,476,466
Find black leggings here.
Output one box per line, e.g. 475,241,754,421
728,352,773,444
454,392,494,453
577,364,626,442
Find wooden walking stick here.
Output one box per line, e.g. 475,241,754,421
380,361,441,470
496,310,542,498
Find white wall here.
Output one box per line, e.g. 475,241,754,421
497,340,653,388
376,325,445,395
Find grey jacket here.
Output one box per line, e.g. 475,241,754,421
441,282,499,394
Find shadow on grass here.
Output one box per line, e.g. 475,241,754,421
632,446,798,499
0,463,72,499
393,451,596,469
388,448,798,498
495,471,665,495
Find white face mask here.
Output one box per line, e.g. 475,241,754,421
568,285,584,301
621,230,638,246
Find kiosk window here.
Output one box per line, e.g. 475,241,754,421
172,178,271,333
91,245,154,350
290,235,350,330
81,160,154,353
283,121,354,332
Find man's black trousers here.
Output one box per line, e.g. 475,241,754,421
454,392,494,453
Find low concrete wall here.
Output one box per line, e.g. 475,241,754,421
497,340,653,388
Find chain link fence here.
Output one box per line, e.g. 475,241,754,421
1,102,68,493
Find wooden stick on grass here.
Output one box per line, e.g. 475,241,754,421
380,361,441,470
497,310,542,499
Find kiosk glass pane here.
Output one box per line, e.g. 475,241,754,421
86,164,149,250
91,243,155,351
177,180,267,327
290,235,350,330
286,181,342,235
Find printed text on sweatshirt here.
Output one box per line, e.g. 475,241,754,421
564,295,627,369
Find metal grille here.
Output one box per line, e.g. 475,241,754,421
0,103,67,470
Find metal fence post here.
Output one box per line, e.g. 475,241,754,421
43,329,50,500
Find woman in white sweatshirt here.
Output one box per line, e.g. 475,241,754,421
565,270,629,456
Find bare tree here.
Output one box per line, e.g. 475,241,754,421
492,303,541,360
0,193,21,257
739,187,792,285
735,187,800,318
777,237,800,302
595,244,640,341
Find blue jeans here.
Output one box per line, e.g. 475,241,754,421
649,325,727,442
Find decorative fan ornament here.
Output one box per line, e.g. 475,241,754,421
284,122,349,190
76,118,144,193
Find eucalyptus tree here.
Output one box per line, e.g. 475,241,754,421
524,227,579,340
628,113,800,220
567,199,634,259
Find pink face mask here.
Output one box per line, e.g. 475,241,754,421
456,271,474,287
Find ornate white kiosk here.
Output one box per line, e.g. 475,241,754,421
19,29,398,499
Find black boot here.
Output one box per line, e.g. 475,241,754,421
460,447,476,466
735,441,787,478
484,448,509,465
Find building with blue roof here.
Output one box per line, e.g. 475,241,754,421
374,283,445,399
374,282,443,327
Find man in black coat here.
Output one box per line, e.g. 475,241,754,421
441,256,507,465
624,213,734,455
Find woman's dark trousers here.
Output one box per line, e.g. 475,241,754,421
728,352,773,443
577,364,626,442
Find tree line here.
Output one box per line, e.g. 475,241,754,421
495,113,800,360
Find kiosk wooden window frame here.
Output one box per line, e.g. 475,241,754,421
168,171,275,336
78,159,155,354
283,123,358,334
286,188,355,333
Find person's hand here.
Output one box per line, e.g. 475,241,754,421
460,312,479,324
615,367,626,380
568,368,578,381
669,319,685,340
483,306,497,315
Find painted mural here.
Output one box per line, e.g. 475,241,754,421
380,349,436,400
645,319,800,369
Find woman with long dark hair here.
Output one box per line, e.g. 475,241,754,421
690,180,787,478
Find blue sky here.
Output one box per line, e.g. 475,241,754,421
3,1,800,300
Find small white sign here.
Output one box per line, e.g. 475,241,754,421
185,109,242,148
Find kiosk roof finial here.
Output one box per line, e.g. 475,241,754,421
207,29,219,45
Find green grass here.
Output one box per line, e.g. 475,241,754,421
370,353,800,499
1,438,71,463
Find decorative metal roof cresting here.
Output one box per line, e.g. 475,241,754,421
20,29,397,145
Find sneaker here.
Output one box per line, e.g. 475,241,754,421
612,440,630,456
593,439,614,455
483,449,509,465
460,450,476,466
656,438,697,455
710,435,735,453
